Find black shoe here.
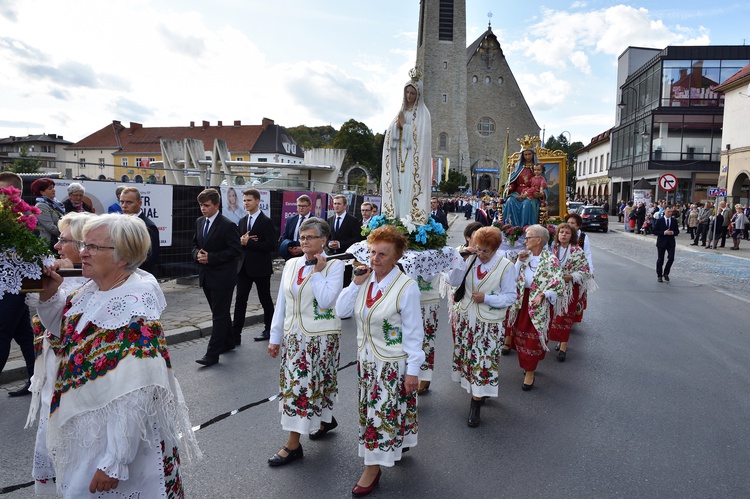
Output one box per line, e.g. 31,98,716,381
657,276,663,283
8,381,31,397
690,243,698,246
557,350,567,362
500,345,511,356
309,417,338,440
268,444,303,466
195,356,219,366
522,380,535,391
254,328,270,342
663,275,670,282
467,399,481,427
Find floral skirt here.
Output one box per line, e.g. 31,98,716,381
451,309,503,397
549,284,580,343
506,290,547,371
419,302,439,382
279,329,340,435
358,344,417,467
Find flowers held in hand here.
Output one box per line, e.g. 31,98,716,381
0,186,50,266
362,214,447,251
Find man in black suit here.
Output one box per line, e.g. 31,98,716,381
278,194,312,260
327,194,360,286
119,187,160,275
233,189,276,343
475,201,491,226
430,197,449,231
654,206,679,283
193,188,241,366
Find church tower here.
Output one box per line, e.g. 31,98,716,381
416,0,470,187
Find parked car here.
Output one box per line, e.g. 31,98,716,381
580,206,609,232
566,201,584,215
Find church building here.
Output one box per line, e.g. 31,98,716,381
416,0,540,192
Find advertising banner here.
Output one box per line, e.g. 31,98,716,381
280,191,328,234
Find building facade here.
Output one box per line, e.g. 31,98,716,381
610,45,750,204
416,0,539,193
0,133,72,172
715,63,750,206
575,129,612,202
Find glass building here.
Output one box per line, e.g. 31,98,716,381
610,45,750,203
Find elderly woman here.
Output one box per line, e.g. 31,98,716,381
63,182,93,213
548,223,596,362
335,225,424,497
31,178,66,248
730,204,749,250
505,224,564,390
26,212,92,495
447,226,516,427
266,217,344,466
34,214,199,497
687,204,699,238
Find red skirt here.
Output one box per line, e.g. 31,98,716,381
549,284,580,343
573,286,587,323
505,289,546,371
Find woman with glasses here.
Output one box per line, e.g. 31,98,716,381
266,217,344,466
33,214,200,497
25,212,92,495
446,226,517,427
505,224,564,391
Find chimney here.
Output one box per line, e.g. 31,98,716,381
130,122,142,132
59,136,63,140
113,120,121,126
190,121,195,128
202,120,210,128
217,121,222,127
49,134,57,139
261,117,274,130
233,120,241,127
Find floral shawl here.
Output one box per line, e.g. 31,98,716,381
552,243,597,313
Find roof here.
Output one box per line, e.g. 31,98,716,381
68,119,267,154
251,124,304,157
466,25,504,66
0,133,72,145
714,63,750,92
574,128,614,155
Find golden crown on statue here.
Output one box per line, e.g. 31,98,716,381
408,66,423,82
517,135,541,151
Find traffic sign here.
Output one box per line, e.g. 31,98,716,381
658,173,677,192
708,187,727,197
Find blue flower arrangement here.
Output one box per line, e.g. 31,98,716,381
362,214,447,251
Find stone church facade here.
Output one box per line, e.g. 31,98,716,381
416,0,539,192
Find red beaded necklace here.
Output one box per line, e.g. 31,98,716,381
297,266,306,285
366,282,382,308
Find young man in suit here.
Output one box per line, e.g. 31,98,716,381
430,197,449,230
278,194,312,260
193,188,242,366
475,201,491,226
654,206,679,283
233,189,276,343
327,194,360,286
119,186,160,275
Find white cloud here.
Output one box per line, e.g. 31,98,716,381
570,50,590,74
517,71,573,110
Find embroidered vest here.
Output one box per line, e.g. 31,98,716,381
417,275,440,303
282,258,341,336
355,272,414,361
455,257,513,323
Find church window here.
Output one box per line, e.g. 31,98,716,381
472,75,478,83
438,0,454,41
443,61,448,69
442,94,447,103
485,76,491,84
497,77,504,85
477,117,496,136
439,133,448,151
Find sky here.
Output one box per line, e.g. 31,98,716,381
1,0,748,148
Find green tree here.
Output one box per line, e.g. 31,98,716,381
332,119,379,179
286,125,337,150
545,134,583,196
11,144,42,173
438,169,467,195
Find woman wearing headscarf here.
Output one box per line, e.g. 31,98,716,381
335,225,424,497
548,223,596,362
31,178,66,248
381,77,432,225
266,217,344,466
505,224,564,390
447,226,516,427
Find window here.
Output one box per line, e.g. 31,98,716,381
121,158,128,167
477,117,495,136
439,133,448,151
258,158,267,162
438,0,454,41
472,75,478,83
99,158,105,167
442,94,447,103
497,77,504,85
235,157,244,162
443,61,447,69
485,76,491,84
79,158,86,168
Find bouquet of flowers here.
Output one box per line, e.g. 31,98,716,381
362,214,448,251
492,222,526,246
0,186,53,295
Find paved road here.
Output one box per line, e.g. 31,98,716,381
2,220,749,497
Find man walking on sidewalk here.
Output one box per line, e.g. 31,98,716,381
654,206,679,283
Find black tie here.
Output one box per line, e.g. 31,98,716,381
203,219,210,240
335,216,341,233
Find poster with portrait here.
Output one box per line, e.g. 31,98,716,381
221,187,270,225
280,191,328,234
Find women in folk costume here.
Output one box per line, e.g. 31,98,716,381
548,223,597,362
266,217,344,466
34,214,200,498
381,72,432,225
505,224,564,391
335,225,424,497
416,272,440,395
25,212,92,495
565,213,594,322
447,226,517,427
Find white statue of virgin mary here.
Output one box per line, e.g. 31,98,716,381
381,76,432,225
